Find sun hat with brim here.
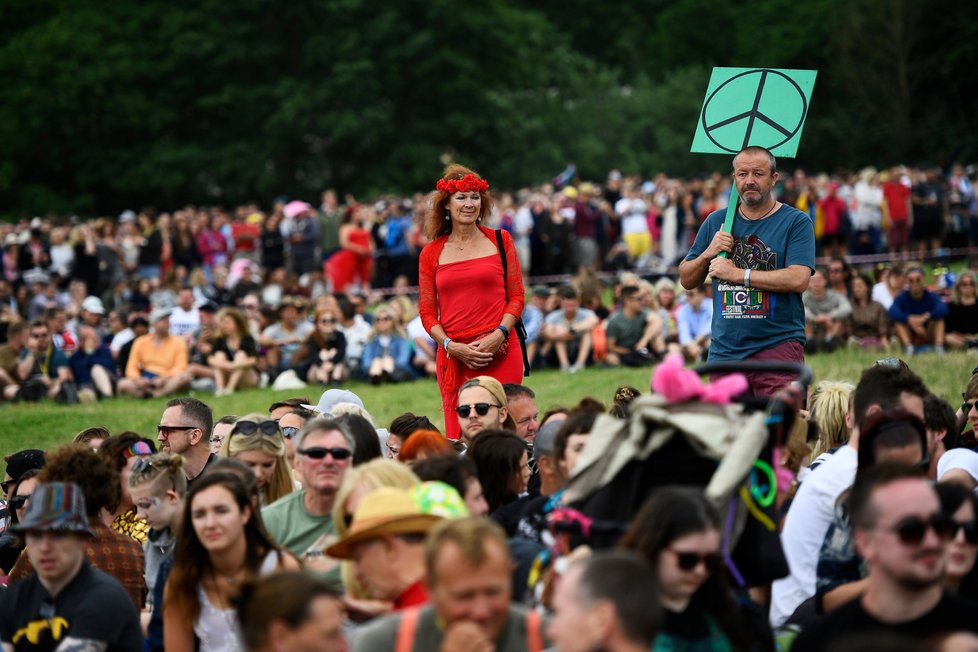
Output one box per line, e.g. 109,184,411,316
13,481,94,537
325,486,444,559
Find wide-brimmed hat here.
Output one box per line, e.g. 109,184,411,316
325,486,444,559
13,482,94,537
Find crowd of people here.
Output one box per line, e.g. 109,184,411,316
0,355,976,650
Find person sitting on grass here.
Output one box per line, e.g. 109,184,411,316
803,269,852,354
945,270,978,351
541,285,598,373
605,285,666,367
360,304,413,385
888,266,948,356
118,308,191,399
208,307,259,397
675,284,713,363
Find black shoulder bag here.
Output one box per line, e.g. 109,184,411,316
495,229,531,377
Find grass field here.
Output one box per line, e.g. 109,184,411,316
2,349,975,460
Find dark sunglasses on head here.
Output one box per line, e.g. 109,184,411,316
10,494,31,510
281,426,299,439
132,457,156,474
234,420,280,437
889,514,955,545
952,520,978,545
673,550,722,572
298,447,352,461
456,403,499,418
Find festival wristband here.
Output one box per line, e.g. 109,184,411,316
496,325,509,338
443,337,452,350
744,268,752,288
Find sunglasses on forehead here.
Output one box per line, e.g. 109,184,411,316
233,420,280,437
132,457,156,474
456,403,500,418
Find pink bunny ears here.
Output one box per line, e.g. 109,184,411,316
650,353,748,404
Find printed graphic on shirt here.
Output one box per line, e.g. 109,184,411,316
719,234,778,320
13,616,69,647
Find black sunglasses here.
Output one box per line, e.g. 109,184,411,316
1,479,13,494
297,447,352,461
10,494,31,510
281,426,299,439
963,399,977,414
672,550,722,572
888,514,955,545
234,420,280,437
456,403,500,418
157,425,198,437
951,520,978,545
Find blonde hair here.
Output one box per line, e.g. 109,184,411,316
221,413,294,505
368,304,407,339
809,380,855,459
127,452,188,498
331,458,420,537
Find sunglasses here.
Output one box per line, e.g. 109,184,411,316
456,403,500,418
951,520,978,545
234,420,280,437
963,400,978,414
672,549,722,572
281,426,299,439
298,447,352,461
10,494,31,510
1,479,13,494
886,514,955,545
318,318,335,325
157,425,197,437
132,457,156,473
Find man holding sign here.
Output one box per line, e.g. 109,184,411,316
679,146,814,396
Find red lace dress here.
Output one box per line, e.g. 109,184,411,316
419,226,525,439
327,227,373,292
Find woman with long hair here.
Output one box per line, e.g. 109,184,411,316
418,165,525,440
327,204,374,293
208,307,259,397
0,468,41,573
620,486,753,650
292,307,348,385
360,304,413,385
807,380,855,464
163,472,300,652
468,430,531,517
845,273,888,350
936,482,978,599
946,270,978,350
220,415,295,507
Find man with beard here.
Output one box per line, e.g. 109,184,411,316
679,146,815,396
792,464,978,650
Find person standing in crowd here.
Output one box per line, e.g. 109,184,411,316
163,472,300,652
328,204,374,294
549,551,662,652
419,165,525,440
221,414,295,507
679,145,815,396
793,464,978,651
353,518,548,651
888,266,948,356
237,571,349,652
0,482,143,651
620,486,759,651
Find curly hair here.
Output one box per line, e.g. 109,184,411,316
38,443,121,516
424,164,494,240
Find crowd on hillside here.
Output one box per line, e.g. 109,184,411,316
1,163,977,405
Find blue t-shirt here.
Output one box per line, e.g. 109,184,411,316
684,204,815,361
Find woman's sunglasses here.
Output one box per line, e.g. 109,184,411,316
281,426,299,439
888,514,955,546
234,420,280,437
951,520,978,545
672,550,722,572
10,494,31,510
456,403,499,418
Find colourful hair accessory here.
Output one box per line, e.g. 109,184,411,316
410,481,469,519
436,174,489,194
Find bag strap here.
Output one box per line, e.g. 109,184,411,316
495,229,508,277
496,229,531,377
526,609,543,652
395,607,420,652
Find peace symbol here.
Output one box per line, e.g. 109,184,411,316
701,69,808,154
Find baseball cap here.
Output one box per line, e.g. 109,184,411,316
149,307,172,324
4,449,46,484
81,296,105,315
303,389,365,416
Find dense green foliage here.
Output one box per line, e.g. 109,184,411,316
2,0,976,215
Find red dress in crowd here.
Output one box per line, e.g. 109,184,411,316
327,227,373,292
419,226,525,440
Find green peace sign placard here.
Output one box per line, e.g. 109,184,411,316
690,67,817,158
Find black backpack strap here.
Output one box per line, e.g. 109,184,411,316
496,229,531,377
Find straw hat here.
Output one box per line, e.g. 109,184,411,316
325,486,444,559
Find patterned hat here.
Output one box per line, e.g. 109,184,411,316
13,482,94,537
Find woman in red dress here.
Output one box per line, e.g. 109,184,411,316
419,165,525,440
327,205,374,293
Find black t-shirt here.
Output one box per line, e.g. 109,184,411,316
0,560,142,651
946,302,978,336
792,592,978,652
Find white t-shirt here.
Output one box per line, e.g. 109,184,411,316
769,445,857,627
615,197,649,235
871,282,898,311
169,307,200,339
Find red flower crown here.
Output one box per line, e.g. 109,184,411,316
436,174,489,194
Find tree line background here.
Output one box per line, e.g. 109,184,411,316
2,0,975,217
